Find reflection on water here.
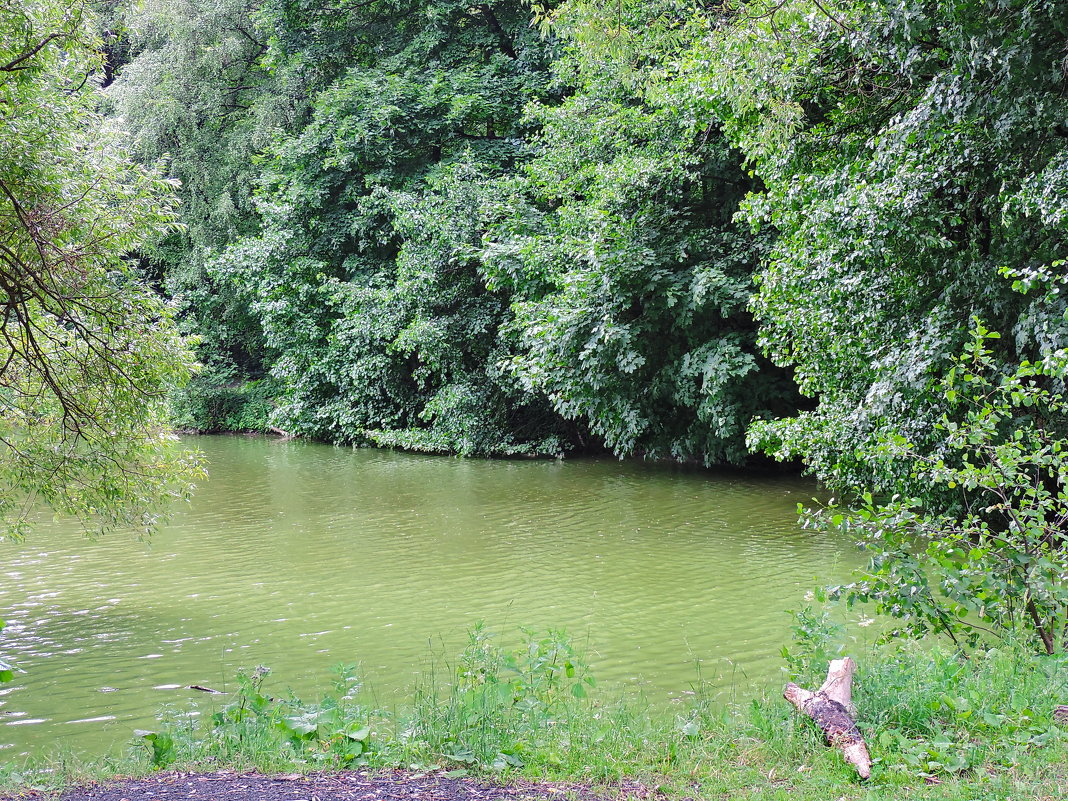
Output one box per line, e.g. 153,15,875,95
0,436,861,757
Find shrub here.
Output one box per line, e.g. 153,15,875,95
820,320,1068,653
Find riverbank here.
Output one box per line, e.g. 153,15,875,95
0,435,844,757
4,754,1066,801
1,634,1065,801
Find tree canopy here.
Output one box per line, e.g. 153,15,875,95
7,0,1066,647
100,0,1068,474
697,0,1068,496
0,0,200,539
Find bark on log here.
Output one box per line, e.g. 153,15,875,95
784,657,872,780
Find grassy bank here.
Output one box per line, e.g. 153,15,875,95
2,624,1065,800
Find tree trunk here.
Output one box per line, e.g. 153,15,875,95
784,657,872,779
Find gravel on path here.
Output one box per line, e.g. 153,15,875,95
1,770,662,801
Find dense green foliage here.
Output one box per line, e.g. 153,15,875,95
8,0,1065,647
106,0,278,418
108,0,798,461
6,3,1068,793
821,322,1068,654
93,0,1068,649
128,0,583,452
481,5,797,463
113,0,1068,472
678,0,1068,651
0,0,200,539
695,0,1068,494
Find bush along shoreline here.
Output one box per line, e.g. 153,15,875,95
2,624,1066,801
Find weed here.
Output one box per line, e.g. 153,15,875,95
1,625,1065,801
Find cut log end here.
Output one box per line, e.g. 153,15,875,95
785,658,872,780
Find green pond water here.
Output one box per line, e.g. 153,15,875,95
0,436,866,759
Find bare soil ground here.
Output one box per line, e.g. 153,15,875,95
0,770,660,801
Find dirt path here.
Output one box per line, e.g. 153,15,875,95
1,770,658,801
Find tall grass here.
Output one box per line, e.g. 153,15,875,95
2,621,1066,800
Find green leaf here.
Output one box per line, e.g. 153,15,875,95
679,720,700,737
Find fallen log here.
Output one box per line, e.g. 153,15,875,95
784,657,872,780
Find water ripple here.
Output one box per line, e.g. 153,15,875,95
0,436,862,759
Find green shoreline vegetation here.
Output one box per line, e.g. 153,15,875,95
1,625,1066,800
3,0,1068,798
